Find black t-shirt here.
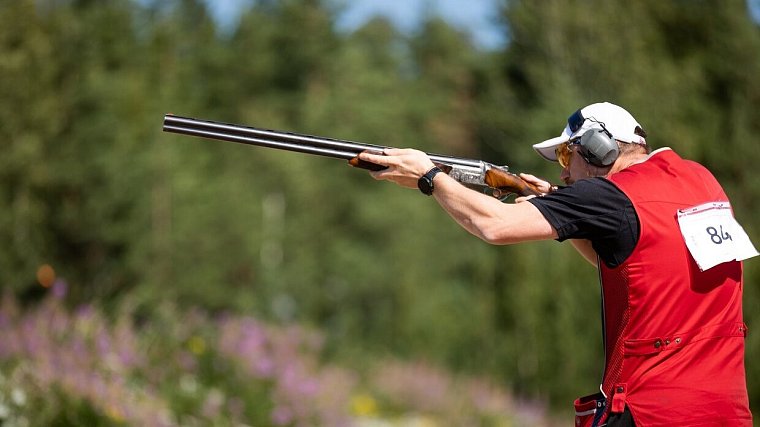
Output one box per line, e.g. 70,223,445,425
527,178,640,268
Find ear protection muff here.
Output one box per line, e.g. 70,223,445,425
577,125,619,167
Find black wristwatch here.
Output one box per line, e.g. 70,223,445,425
417,166,442,196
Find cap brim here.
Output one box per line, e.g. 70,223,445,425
532,134,569,162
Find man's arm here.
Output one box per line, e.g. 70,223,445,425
569,239,598,267
431,172,558,243
359,149,558,244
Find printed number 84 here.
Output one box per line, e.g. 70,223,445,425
706,225,732,244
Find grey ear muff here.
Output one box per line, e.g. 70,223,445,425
578,128,619,166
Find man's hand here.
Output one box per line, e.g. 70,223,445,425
515,173,556,202
358,148,436,189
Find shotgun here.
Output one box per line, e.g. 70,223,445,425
162,115,542,199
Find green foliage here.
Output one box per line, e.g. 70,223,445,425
1,0,759,418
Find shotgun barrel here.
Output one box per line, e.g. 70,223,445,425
163,115,482,168
162,114,541,198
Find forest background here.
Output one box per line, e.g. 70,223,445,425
1,0,759,425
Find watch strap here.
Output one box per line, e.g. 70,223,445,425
418,166,443,196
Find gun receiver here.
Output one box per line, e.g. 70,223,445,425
162,115,542,198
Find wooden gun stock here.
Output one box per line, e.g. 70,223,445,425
484,168,543,197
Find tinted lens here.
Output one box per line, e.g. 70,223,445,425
555,143,572,168
567,109,585,134
555,139,582,168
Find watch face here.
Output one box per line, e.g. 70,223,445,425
418,176,434,195
418,167,440,195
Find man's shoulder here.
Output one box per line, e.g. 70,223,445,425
529,177,631,212
559,177,627,200
616,147,709,177
610,147,725,200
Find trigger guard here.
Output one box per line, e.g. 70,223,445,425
487,188,512,202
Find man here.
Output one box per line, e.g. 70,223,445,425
358,102,754,426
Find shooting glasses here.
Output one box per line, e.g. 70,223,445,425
555,139,581,169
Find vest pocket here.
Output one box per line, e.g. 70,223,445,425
623,321,747,356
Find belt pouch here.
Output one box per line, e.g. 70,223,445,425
574,392,607,427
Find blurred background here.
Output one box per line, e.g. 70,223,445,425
1,0,759,425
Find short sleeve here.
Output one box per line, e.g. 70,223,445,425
528,178,639,267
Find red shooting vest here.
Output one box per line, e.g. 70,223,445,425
599,149,751,426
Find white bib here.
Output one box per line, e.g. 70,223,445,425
677,202,758,271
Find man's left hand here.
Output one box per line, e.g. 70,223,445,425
358,148,436,189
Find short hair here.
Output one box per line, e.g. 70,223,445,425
618,141,650,155
619,125,650,154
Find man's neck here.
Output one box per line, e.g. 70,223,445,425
608,152,649,175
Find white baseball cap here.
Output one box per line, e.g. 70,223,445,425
533,102,646,162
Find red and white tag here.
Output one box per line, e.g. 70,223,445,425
677,202,758,271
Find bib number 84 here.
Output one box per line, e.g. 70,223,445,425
677,201,758,271
706,225,732,244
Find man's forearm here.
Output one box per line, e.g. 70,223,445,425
431,173,557,244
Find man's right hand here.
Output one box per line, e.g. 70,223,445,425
515,173,556,202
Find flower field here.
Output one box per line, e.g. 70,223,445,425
0,283,557,426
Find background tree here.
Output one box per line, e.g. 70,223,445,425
0,0,758,417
